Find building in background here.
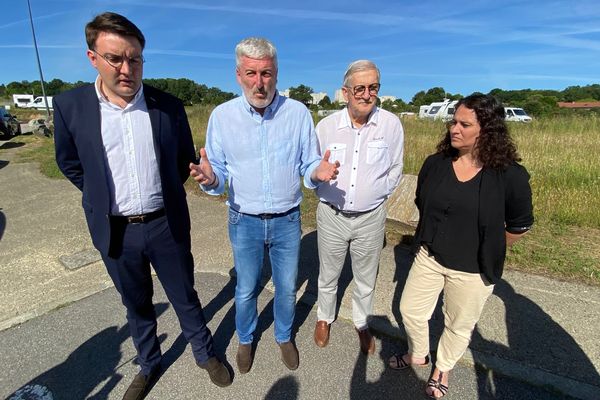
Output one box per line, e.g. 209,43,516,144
557,101,600,110
310,92,327,105
334,89,347,105
379,95,396,103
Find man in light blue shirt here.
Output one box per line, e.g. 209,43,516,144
190,37,338,374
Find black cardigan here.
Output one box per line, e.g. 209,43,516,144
412,153,534,283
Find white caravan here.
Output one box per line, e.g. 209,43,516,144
26,96,53,110
420,99,458,121
504,107,532,122
12,94,34,108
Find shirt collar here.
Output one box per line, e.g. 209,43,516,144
241,90,281,117
94,75,144,109
338,106,380,130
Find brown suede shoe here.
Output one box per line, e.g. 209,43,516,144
122,367,160,400
356,327,376,355
279,341,299,370
314,320,330,347
197,356,232,387
236,343,253,374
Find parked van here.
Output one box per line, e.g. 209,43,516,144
504,107,532,122
27,96,53,110
420,99,458,121
12,94,34,108
418,105,430,118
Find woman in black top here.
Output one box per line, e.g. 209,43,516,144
388,94,533,399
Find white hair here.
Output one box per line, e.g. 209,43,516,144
235,37,278,69
342,60,380,87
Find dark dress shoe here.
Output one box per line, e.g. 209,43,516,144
279,341,299,370
236,343,253,374
122,368,160,400
197,357,232,387
356,327,376,355
314,320,330,347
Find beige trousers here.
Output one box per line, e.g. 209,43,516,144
316,201,386,329
400,246,494,371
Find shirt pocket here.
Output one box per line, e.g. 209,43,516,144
366,140,389,165
327,143,347,166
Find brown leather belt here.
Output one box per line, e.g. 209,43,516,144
116,208,165,224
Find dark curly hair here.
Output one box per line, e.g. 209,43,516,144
436,93,520,169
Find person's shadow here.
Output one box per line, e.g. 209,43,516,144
7,303,170,400
350,316,427,399
264,375,299,399
160,272,238,378
0,209,6,242
471,280,600,398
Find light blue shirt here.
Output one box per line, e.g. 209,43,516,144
203,92,321,215
95,78,163,216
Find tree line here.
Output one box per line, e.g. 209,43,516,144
2,78,599,116
284,84,600,117
0,78,236,106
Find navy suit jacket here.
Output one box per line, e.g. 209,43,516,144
54,84,196,257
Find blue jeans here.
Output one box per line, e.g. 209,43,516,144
228,206,301,344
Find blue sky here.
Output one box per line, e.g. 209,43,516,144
2,0,600,102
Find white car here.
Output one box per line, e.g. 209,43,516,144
505,107,532,122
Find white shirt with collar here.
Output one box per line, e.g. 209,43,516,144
315,106,404,212
95,77,163,216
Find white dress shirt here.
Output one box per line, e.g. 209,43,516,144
95,77,163,216
315,107,404,212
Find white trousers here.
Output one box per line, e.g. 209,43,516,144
400,246,494,371
316,201,386,329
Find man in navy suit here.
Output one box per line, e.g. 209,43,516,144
54,12,231,399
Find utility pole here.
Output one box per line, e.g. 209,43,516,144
27,0,51,121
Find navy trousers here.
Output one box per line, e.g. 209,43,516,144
102,214,214,375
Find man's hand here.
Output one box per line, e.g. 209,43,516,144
189,148,217,187
311,149,340,183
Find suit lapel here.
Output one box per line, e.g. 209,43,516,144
144,85,162,170
83,85,108,175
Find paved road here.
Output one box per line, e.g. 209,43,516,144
1,273,572,400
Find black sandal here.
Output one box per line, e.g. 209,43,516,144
388,353,430,370
426,371,449,399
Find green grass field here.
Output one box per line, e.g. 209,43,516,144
7,107,600,286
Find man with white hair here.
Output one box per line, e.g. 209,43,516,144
313,60,404,355
190,37,339,373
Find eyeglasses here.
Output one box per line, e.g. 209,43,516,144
346,83,381,98
92,50,145,69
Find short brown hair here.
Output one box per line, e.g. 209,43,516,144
85,12,145,50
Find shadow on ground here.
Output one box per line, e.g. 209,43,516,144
7,303,170,400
